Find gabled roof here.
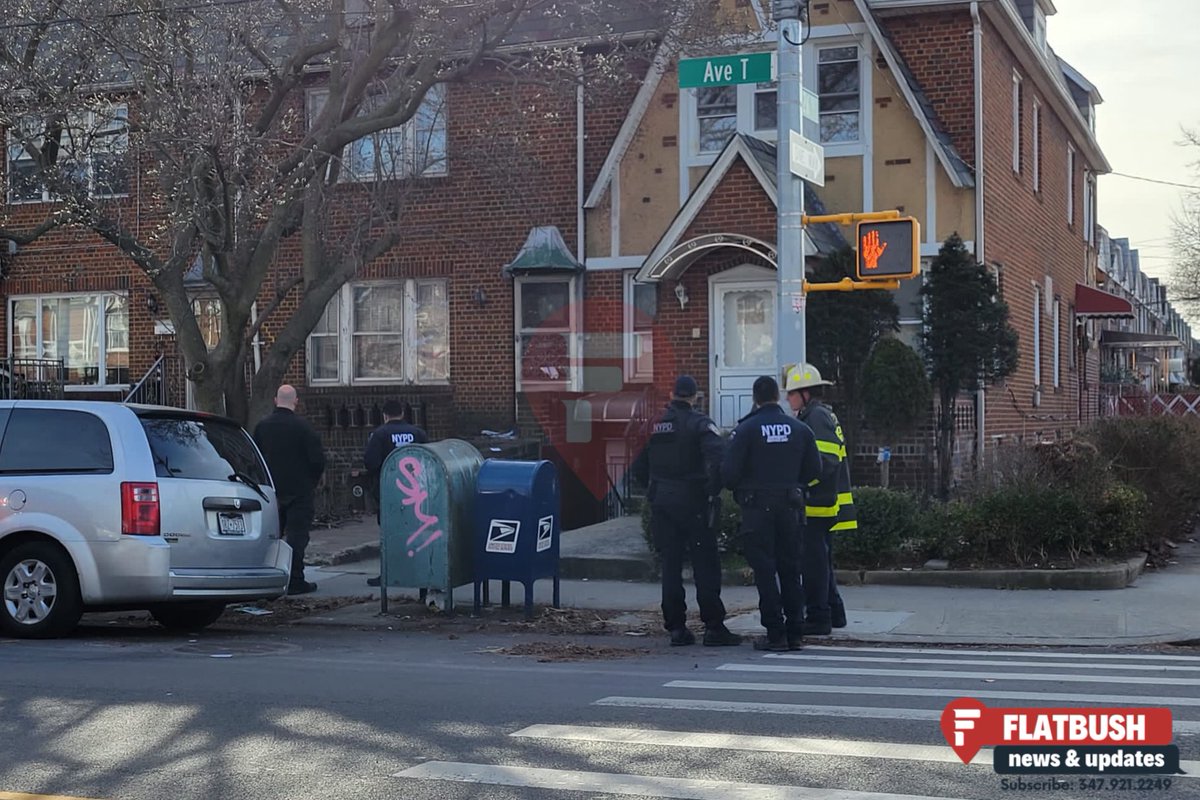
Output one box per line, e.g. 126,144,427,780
635,134,848,283
854,0,976,188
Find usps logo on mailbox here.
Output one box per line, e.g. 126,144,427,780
537,515,554,552
486,519,521,554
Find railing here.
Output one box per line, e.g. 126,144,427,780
124,355,169,406
0,358,65,400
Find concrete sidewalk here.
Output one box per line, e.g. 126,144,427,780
288,534,1200,648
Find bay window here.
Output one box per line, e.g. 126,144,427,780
9,292,129,386
307,279,449,385
516,276,578,390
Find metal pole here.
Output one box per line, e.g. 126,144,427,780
774,1,806,378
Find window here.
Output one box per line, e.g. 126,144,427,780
307,85,447,181
684,43,862,161
192,297,222,351
1012,72,1022,174
1034,8,1048,54
140,415,269,485
0,409,113,474
9,292,129,386
1032,287,1041,387
696,86,738,154
624,273,657,382
517,277,578,389
1067,145,1076,224
818,46,860,144
1083,173,1096,244
1032,99,1041,192
1053,298,1061,389
307,279,449,386
7,104,129,203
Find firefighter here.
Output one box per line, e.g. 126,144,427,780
722,375,823,652
631,376,742,648
785,363,857,635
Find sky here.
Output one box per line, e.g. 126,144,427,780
1048,0,1199,288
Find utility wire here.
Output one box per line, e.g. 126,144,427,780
1107,172,1200,191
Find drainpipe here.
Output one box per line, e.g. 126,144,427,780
971,1,986,467
576,54,586,264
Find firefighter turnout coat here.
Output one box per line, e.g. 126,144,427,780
798,401,857,532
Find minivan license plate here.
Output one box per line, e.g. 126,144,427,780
218,513,246,536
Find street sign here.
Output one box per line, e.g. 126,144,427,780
855,218,921,280
788,130,825,186
678,52,776,88
803,89,819,123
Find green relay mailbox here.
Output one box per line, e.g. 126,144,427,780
379,439,484,613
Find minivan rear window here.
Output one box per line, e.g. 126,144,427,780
140,416,271,485
0,409,114,474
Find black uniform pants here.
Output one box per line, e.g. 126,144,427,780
650,501,726,631
279,495,315,587
801,517,844,622
741,500,803,636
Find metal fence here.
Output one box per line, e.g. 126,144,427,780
0,358,65,400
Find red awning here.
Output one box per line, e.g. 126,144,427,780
1075,283,1134,319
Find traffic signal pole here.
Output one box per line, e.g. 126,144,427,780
774,0,806,378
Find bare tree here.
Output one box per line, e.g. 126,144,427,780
1172,129,1200,320
0,0,733,423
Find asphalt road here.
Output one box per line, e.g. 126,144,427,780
1,622,1198,800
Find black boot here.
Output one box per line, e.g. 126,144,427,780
801,618,832,636
753,632,788,652
669,627,696,647
703,624,743,647
831,604,848,629
786,629,804,651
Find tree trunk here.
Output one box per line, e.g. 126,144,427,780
937,388,956,500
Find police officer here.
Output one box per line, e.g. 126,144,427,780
785,363,857,635
631,376,742,647
363,400,429,587
722,375,823,652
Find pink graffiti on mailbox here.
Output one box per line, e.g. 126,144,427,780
396,456,443,557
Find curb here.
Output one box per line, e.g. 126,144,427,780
560,556,658,582
831,553,1148,591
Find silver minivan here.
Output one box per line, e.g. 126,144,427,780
0,401,291,638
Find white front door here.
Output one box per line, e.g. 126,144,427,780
711,280,777,428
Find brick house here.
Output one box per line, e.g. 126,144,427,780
0,0,1137,520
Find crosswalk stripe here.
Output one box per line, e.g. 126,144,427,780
512,723,985,764
509,724,1200,778
594,696,1200,735
719,663,1200,687
394,761,975,799
805,645,1200,663
765,653,1200,673
665,679,1200,708
595,695,941,720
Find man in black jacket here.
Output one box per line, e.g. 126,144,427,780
631,376,741,648
253,385,326,595
363,400,428,587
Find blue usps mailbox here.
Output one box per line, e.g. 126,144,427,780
472,459,562,619
379,439,483,613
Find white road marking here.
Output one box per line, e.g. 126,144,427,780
665,679,1200,707
804,645,1200,663
594,695,1200,735
719,663,1200,687
394,761,977,799
510,723,1200,776
765,653,1200,672
511,723,986,764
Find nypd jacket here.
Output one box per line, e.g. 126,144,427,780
721,403,822,496
363,421,429,498
630,400,724,502
799,401,857,531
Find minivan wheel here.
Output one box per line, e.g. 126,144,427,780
149,602,227,632
0,542,83,639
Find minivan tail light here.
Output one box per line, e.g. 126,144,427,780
121,482,160,536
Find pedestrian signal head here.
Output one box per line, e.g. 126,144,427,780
855,217,920,280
